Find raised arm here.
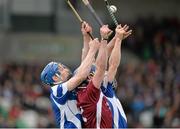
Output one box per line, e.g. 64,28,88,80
107,25,132,82
67,39,99,91
107,36,116,58
81,21,93,62
92,25,111,89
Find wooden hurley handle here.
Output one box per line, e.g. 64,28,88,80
82,0,89,5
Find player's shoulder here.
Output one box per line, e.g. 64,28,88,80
51,82,68,96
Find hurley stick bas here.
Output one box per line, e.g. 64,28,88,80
81,0,104,27
67,0,94,40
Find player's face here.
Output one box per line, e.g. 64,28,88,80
55,63,72,83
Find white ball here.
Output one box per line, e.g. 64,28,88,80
110,5,117,13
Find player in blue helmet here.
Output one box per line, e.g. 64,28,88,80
41,62,72,85
40,37,100,128
79,22,132,128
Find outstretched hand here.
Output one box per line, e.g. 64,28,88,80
89,38,100,51
115,24,132,40
100,25,112,40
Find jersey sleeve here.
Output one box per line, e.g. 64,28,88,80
50,82,69,104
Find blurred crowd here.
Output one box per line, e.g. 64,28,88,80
0,17,180,128
116,17,180,127
0,63,55,127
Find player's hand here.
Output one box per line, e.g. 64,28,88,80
89,38,100,51
81,21,92,36
100,25,112,40
115,24,132,40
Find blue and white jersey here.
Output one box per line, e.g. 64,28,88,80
101,76,127,128
50,82,82,129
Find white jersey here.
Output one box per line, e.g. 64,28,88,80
50,82,82,128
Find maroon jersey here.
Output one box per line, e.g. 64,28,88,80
77,81,113,128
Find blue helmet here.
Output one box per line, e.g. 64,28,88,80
75,64,96,89
89,64,117,89
73,64,96,76
90,64,96,74
40,62,72,86
40,62,59,85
